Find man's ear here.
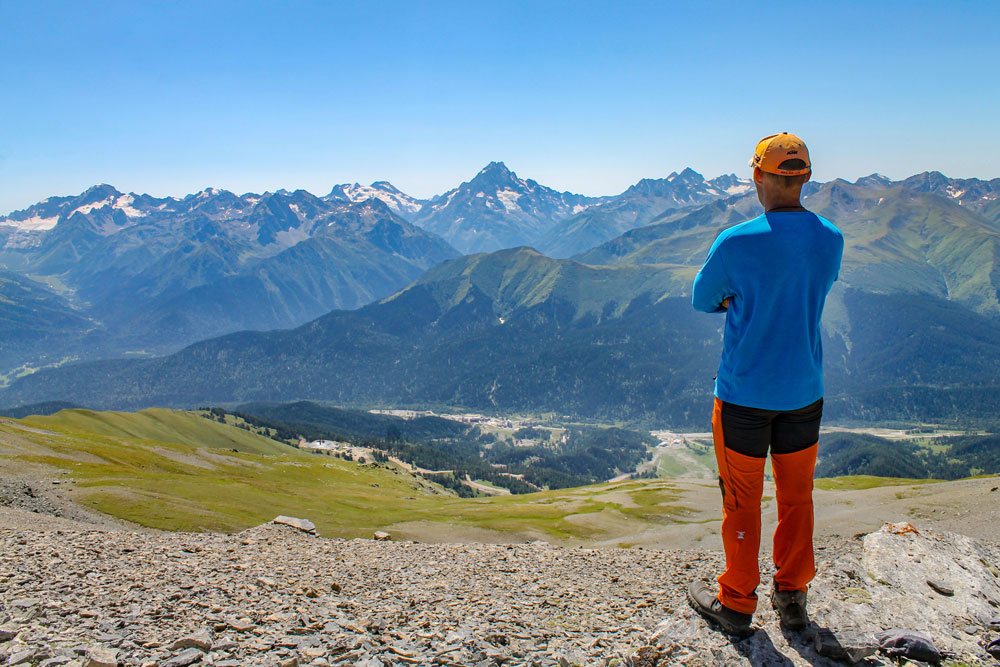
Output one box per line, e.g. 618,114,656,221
752,167,764,184
803,170,812,184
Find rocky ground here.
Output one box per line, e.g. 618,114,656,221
1,504,999,667
1,469,1000,666
0,514,718,667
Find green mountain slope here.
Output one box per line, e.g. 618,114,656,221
0,409,682,540
536,169,752,258
0,271,96,382
0,249,720,422
574,195,762,267
816,431,1000,479
576,181,1000,318
3,245,998,426
23,408,291,456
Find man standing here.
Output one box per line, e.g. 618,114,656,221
686,133,844,635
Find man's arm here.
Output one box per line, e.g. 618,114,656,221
692,237,733,313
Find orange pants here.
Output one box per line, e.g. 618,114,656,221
711,398,818,614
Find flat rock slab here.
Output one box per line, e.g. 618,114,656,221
926,578,955,596
160,647,203,667
271,516,315,533
83,647,119,667
814,627,878,663
169,629,212,651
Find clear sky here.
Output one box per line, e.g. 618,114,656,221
1,0,998,212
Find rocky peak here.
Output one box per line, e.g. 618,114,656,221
855,173,894,188
78,183,123,202
667,167,705,185
371,180,404,194
469,161,520,189
901,171,951,192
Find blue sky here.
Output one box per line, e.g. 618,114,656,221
1,1,998,212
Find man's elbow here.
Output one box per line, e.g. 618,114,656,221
691,294,722,313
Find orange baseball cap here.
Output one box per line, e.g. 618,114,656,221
749,132,811,175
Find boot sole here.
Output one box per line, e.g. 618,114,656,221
687,589,754,636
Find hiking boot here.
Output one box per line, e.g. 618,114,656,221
771,581,809,630
687,579,753,636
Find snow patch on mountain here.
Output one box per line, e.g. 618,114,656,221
496,188,522,213
327,182,425,218
3,215,59,231
112,194,147,218
723,182,752,195
73,197,116,216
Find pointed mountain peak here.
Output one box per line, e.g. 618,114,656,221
80,184,123,201
707,173,754,195
673,167,705,183
469,161,521,190
900,171,952,192
626,171,703,196
326,183,352,199
478,161,512,176
371,180,403,194
855,173,893,187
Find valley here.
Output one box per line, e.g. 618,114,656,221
2,407,995,548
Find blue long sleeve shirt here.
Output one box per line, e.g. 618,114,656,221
692,210,844,411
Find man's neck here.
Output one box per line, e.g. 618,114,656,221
764,194,805,212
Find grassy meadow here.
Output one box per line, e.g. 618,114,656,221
0,407,970,546
0,409,684,542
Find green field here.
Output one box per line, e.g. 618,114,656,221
814,475,943,491
0,409,683,541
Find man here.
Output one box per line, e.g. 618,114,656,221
686,132,844,635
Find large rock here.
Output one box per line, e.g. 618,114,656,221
168,629,212,651
271,516,316,533
159,648,203,667
643,522,1000,665
83,646,119,667
814,628,879,662
8,650,36,666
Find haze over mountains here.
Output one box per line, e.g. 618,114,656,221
0,162,750,377
0,183,459,374
1,164,998,426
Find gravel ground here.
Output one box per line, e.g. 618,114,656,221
1,473,998,666
0,520,725,667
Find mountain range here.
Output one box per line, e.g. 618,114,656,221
537,167,752,258
0,184,459,377
411,161,607,253
2,167,998,427
0,162,752,378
